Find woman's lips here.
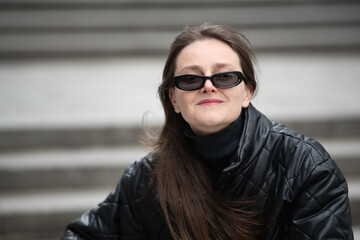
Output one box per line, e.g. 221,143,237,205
197,99,224,105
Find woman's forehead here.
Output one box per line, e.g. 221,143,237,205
175,39,241,74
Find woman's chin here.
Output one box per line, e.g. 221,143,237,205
192,121,230,136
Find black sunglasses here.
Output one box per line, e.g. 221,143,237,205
174,71,245,91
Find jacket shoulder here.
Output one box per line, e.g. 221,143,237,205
266,123,352,239
267,122,348,195
270,122,331,167
62,155,154,240
122,154,154,183
119,154,155,203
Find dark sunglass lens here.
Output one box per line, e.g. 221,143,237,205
213,72,239,87
178,75,203,90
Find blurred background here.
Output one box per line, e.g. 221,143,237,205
0,0,359,239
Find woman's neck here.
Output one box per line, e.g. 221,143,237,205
184,112,244,176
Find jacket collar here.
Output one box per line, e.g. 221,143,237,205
225,103,273,172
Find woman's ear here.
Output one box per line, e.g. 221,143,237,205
169,88,181,113
241,86,253,108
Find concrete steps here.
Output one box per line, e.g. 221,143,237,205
1,181,358,240
0,1,359,238
0,146,146,191
1,117,360,151
0,138,358,191
0,129,359,239
0,0,359,58
0,126,143,152
0,188,112,240
0,146,146,239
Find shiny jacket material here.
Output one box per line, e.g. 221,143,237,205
62,104,353,239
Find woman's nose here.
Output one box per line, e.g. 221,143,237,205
201,79,218,93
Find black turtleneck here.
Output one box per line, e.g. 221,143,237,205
184,112,244,178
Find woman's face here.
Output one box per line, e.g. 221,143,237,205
169,38,252,136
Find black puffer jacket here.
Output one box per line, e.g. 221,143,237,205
62,104,353,239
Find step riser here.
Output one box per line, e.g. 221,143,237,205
0,2,359,59
1,119,359,151
0,157,357,192
351,199,360,226
283,119,360,140
0,127,144,152
0,211,82,239
335,158,360,179
1,200,359,238
0,167,127,192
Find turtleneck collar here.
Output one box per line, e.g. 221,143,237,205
184,112,244,174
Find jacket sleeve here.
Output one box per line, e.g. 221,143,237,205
287,146,353,239
61,163,147,240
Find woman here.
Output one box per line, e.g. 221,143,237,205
62,23,353,239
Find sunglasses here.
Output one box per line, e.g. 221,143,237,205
174,71,245,91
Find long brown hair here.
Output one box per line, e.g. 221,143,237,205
151,23,265,240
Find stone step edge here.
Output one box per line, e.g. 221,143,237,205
0,126,146,151
0,140,359,171
0,118,360,151
0,187,111,216
0,180,360,216
0,146,147,170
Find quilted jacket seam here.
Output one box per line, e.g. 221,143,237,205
317,159,347,186
303,141,329,166
277,159,296,197
84,211,123,239
239,173,267,194
291,223,312,239
262,137,297,197
304,166,348,238
314,208,347,238
268,130,311,181
276,139,310,197
120,176,146,234
270,224,280,240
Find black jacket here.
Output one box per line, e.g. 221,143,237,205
62,104,353,239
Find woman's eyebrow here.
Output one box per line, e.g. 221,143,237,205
178,63,236,75
178,65,202,74
212,63,235,70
